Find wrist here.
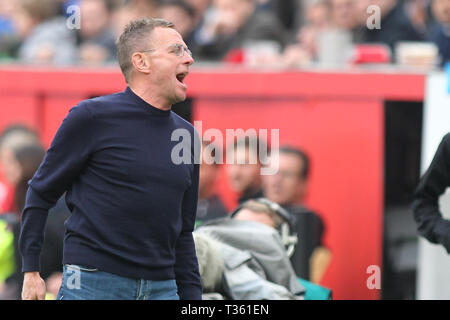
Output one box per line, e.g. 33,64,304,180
24,271,41,278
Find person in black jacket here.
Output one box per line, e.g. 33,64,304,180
429,0,450,66
262,145,325,280
412,132,450,252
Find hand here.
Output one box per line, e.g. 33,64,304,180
214,11,240,36
22,272,46,300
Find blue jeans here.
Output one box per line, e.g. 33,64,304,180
57,264,180,300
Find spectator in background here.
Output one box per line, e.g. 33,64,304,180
195,0,288,61
404,0,435,38
282,0,332,67
0,142,71,299
5,144,46,300
14,143,71,299
185,0,211,27
15,0,77,65
0,0,17,36
429,0,450,65
184,0,211,52
158,0,197,49
298,0,331,56
0,0,20,60
111,0,159,37
13,144,45,214
356,0,424,53
196,141,228,227
0,125,40,214
226,136,265,204
253,0,331,68
262,146,326,282
330,0,359,34
257,0,299,31
194,198,304,300
77,0,117,64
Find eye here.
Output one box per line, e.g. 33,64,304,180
173,44,183,56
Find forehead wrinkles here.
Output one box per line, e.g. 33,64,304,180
151,27,186,48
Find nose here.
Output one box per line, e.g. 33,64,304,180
183,51,194,66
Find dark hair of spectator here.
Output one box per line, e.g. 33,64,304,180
14,144,46,215
160,0,196,19
279,145,310,180
0,124,39,144
20,0,61,23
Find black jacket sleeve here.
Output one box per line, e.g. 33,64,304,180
412,133,450,252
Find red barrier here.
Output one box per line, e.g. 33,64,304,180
0,65,425,299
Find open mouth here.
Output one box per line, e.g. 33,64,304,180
176,72,188,85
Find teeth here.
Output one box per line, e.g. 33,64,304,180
177,73,187,83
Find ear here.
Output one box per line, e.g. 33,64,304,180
131,52,151,75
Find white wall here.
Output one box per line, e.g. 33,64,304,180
416,72,450,300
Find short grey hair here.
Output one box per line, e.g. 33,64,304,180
115,18,175,83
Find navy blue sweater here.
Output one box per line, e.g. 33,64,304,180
19,87,202,299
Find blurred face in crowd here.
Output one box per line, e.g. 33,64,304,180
199,145,220,199
159,5,195,37
213,0,254,34
226,146,261,195
185,0,211,19
12,8,34,37
13,0,59,38
0,0,16,17
131,27,194,108
80,0,110,39
0,146,22,186
432,0,450,24
306,1,331,29
331,0,358,30
263,152,308,206
297,1,331,57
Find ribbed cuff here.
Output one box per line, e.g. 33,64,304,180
22,254,40,273
178,283,202,300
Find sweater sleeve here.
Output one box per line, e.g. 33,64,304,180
19,104,96,272
174,128,202,300
412,133,450,252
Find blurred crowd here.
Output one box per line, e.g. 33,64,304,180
0,0,448,68
0,123,328,299
0,125,69,299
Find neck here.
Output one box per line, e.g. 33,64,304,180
242,185,260,198
129,82,172,111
